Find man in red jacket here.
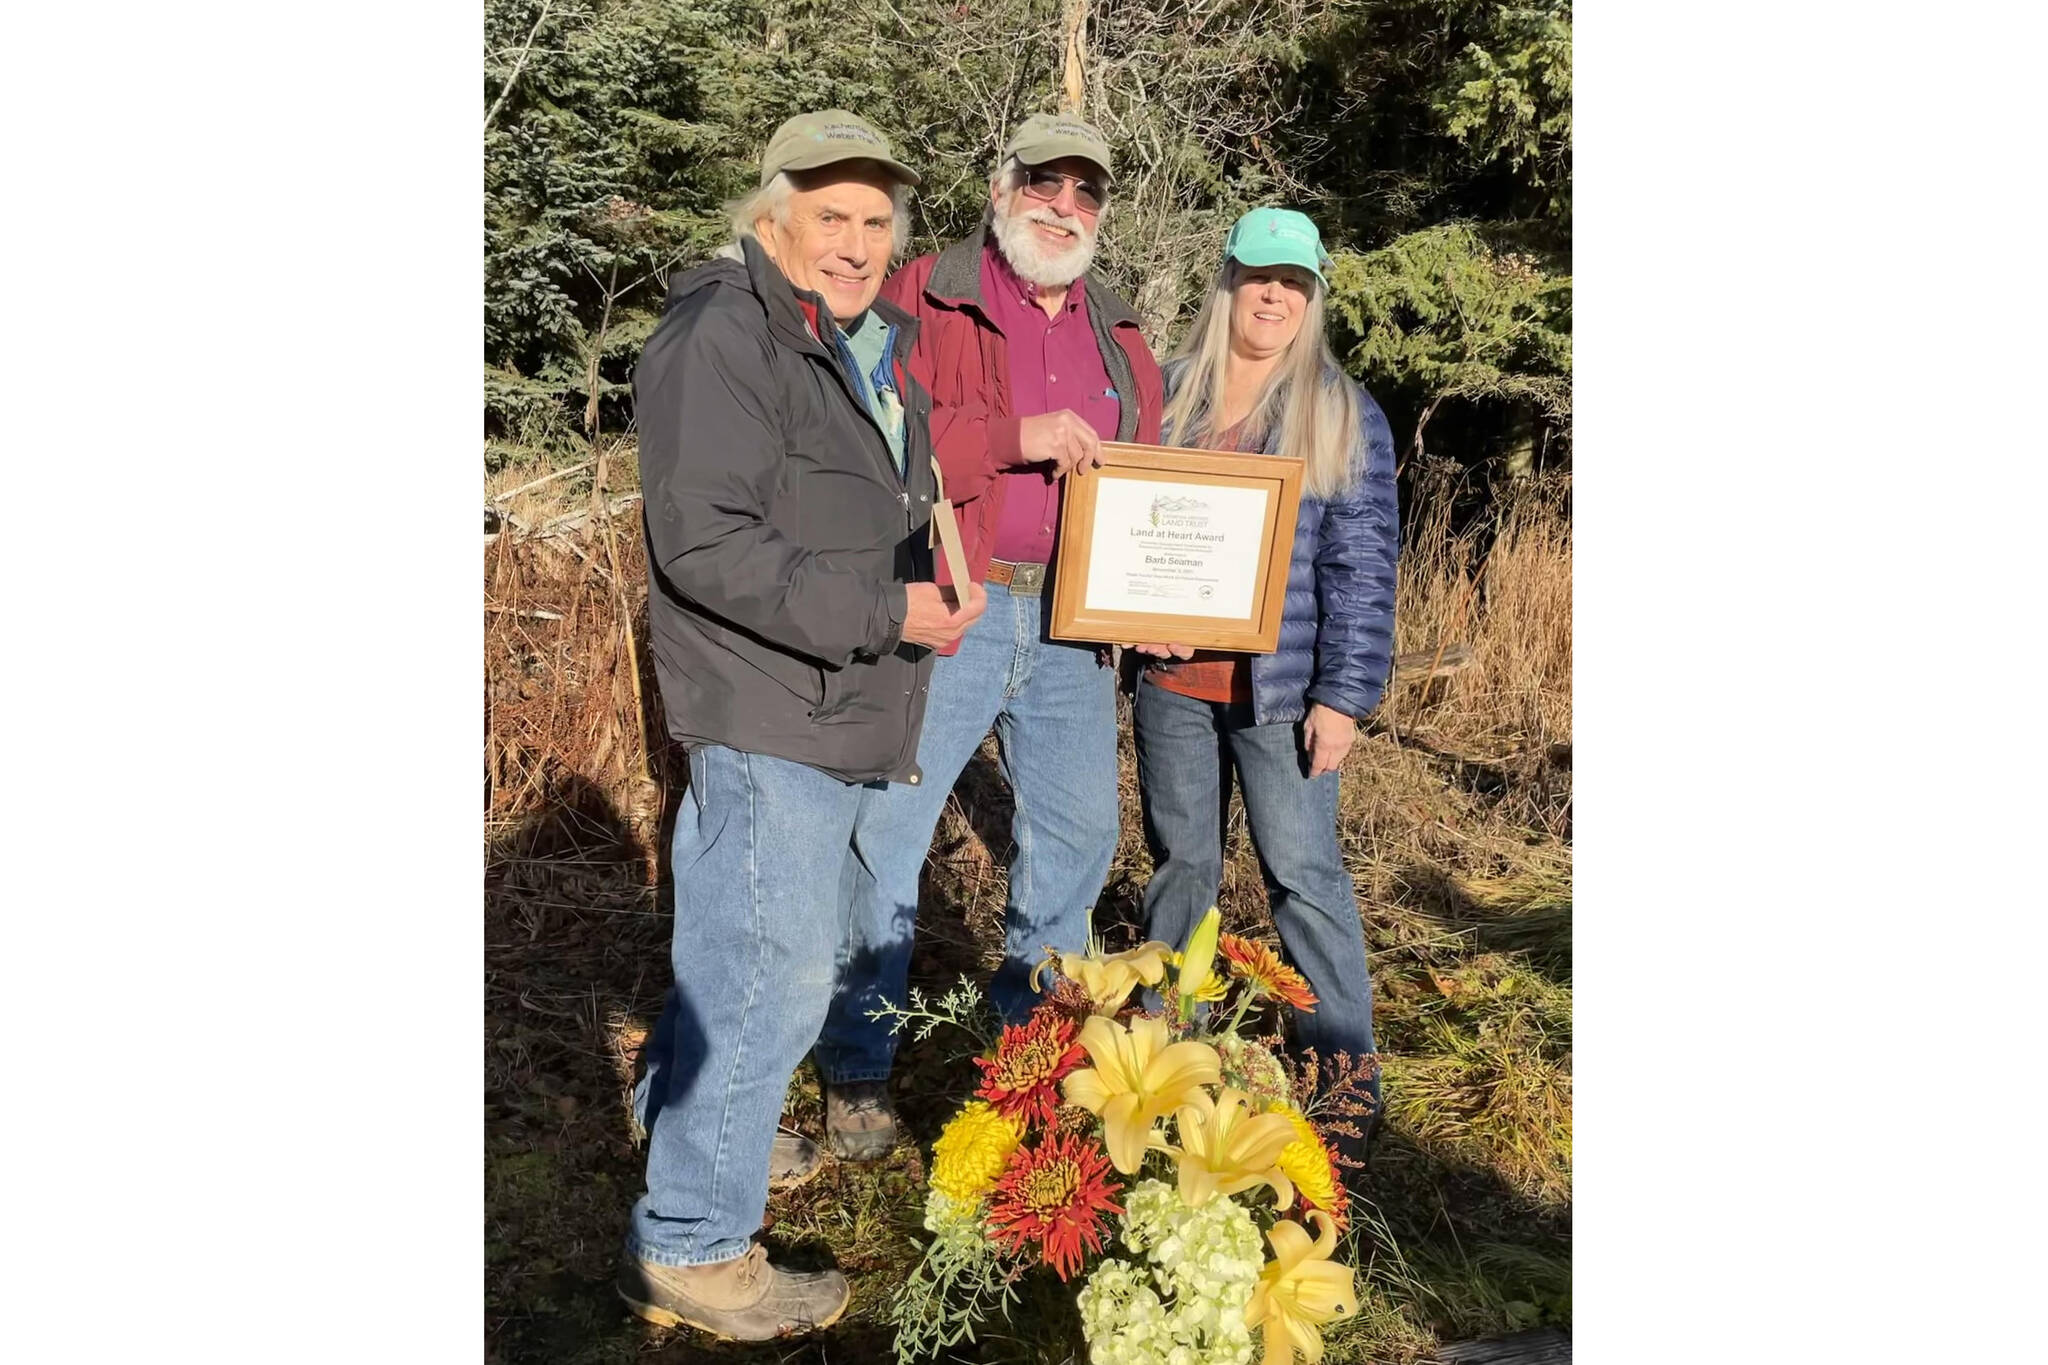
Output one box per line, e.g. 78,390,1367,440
811,115,1167,1158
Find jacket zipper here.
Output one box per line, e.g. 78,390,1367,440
890,359,931,784
805,307,931,783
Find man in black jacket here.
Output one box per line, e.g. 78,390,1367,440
618,110,984,1341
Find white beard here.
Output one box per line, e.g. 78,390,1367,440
989,191,1098,289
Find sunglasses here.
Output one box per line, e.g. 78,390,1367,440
1020,168,1106,215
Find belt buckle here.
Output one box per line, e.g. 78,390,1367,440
1008,561,1046,597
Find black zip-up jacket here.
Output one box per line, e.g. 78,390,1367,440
635,236,939,784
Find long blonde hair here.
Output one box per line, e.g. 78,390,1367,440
1161,261,1361,499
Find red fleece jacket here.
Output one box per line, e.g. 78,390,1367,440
881,238,1164,652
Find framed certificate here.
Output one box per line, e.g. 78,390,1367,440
1048,441,1304,653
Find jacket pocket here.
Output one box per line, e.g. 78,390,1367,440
715,620,827,708
813,663,849,721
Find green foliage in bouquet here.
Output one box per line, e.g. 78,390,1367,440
890,908,1380,1364
886,1183,1029,1361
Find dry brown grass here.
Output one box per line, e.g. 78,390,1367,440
486,436,643,537
1381,461,1572,828
485,516,668,862
1340,465,1573,1211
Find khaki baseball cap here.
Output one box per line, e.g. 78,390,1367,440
1002,113,1114,186
759,109,920,188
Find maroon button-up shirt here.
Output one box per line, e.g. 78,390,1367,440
979,244,1122,565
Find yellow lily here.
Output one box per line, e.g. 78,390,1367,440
1032,940,1176,1015
1163,1086,1299,1208
1245,1210,1359,1365
1062,1014,1222,1173
1175,906,1223,1020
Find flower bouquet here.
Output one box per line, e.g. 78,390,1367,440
884,907,1379,1365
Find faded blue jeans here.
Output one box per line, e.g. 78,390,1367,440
628,743,893,1267
1132,680,1380,1103
814,579,1120,1084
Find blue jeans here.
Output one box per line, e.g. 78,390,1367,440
628,744,892,1266
814,579,1120,1083
1132,681,1380,1101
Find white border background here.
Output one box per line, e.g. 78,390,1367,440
1574,4,2048,1360
5,2,2046,1360
6,4,475,1359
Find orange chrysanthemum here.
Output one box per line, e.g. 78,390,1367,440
975,1009,1086,1128
1220,933,1319,1012
984,1131,1123,1280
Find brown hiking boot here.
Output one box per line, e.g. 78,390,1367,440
823,1079,900,1161
617,1243,849,1340
767,1130,823,1191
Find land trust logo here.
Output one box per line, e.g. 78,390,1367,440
1148,493,1210,530
813,122,885,147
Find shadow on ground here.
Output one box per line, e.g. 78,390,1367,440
486,764,1012,1365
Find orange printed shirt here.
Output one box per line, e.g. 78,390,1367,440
1144,417,1256,705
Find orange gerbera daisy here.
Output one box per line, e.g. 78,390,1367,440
975,1009,1087,1128
985,1131,1123,1280
1221,934,1319,1012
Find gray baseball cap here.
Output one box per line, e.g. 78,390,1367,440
759,109,920,188
1002,112,1114,186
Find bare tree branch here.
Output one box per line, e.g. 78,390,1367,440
484,0,555,134
1061,0,1088,113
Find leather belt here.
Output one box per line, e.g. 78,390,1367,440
985,559,1047,596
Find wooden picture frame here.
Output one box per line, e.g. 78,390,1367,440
1048,441,1305,653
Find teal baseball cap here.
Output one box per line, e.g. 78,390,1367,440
1224,207,1333,287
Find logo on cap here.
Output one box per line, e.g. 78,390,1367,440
815,122,882,145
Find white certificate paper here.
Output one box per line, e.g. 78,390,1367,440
1082,476,1271,619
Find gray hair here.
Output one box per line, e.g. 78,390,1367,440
1161,260,1361,500
990,155,1027,198
722,169,911,260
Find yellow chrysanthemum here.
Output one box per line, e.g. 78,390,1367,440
1273,1108,1342,1219
931,1101,1025,1202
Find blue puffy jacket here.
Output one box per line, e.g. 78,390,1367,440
1154,357,1401,726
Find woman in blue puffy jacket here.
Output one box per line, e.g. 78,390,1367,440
1131,207,1400,1114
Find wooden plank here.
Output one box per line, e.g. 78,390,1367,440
1436,1329,1571,1364
1391,642,1476,683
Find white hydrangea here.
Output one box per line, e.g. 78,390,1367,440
1079,1258,1167,1365
1079,1182,1261,1365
